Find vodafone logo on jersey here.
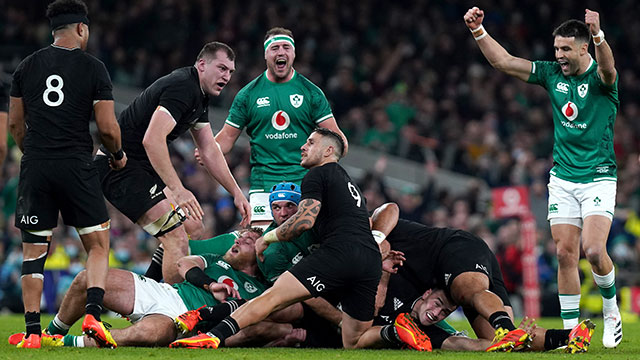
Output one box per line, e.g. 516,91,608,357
562,101,578,121
272,110,291,130
217,275,239,290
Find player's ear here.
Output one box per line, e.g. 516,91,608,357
195,58,206,72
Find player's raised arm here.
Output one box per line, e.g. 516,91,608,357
585,9,616,86
464,6,532,82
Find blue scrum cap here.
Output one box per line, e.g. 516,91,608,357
269,182,301,207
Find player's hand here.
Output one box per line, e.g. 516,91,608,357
464,6,484,30
255,236,268,262
109,152,127,170
518,316,537,339
207,282,241,302
194,147,204,166
585,9,601,35
173,186,204,221
382,250,405,274
234,192,251,227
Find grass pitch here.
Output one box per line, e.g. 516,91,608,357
0,314,638,359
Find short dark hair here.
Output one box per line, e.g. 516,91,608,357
196,42,235,63
313,127,345,160
264,27,294,42
46,0,88,31
552,20,591,44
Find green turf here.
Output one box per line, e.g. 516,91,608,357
0,314,638,359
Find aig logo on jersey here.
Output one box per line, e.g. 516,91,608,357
562,101,579,121
290,94,303,108
271,110,290,131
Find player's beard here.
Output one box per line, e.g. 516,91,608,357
223,252,253,270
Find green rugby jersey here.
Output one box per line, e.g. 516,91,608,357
527,58,619,183
173,253,267,310
189,231,240,256
257,222,318,283
226,70,334,191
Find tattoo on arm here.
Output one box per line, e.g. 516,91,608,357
277,199,321,240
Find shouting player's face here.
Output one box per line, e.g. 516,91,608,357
411,289,457,326
265,39,295,82
199,50,235,96
554,36,587,76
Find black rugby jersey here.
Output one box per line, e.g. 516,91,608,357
386,219,460,290
118,66,209,161
301,162,377,251
10,45,113,158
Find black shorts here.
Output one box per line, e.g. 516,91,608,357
436,233,511,321
95,154,166,223
288,241,381,322
15,157,109,230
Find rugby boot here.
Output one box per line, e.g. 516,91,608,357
82,314,117,348
175,306,206,335
565,319,596,353
169,332,220,349
486,327,531,352
394,312,432,351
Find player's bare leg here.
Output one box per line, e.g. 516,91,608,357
81,315,176,347
551,223,582,328
582,215,621,348
138,199,189,284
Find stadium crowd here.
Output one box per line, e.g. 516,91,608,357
1,0,640,319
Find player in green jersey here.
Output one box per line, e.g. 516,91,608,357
464,6,621,348
214,27,349,228
36,228,267,347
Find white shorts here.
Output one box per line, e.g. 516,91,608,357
249,192,273,222
547,175,616,226
128,273,188,323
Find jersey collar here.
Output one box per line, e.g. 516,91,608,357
51,44,80,51
264,68,297,84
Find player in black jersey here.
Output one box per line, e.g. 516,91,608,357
372,276,590,353
375,218,594,352
177,127,385,349
94,42,250,284
8,0,125,349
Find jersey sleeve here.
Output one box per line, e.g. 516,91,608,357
257,244,291,283
310,85,333,124
225,87,249,129
526,60,553,89
158,79,197,121
197,253,219,268
300,166,324,202
92,59,113,101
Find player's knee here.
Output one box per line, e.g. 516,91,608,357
143,206,187,238
583,244,605,265
556,245,579,267
21,231,51,280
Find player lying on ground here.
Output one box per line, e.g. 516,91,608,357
10,229,281,347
